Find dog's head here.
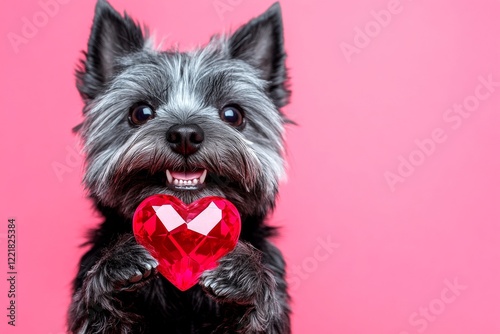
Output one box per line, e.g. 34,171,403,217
76,0,291,219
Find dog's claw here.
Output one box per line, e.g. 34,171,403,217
129,271,143,283
143,269,151,278
124,259,158,288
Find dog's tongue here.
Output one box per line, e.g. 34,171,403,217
170,170,204,180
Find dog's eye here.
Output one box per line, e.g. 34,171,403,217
129,104,155,126
220,105,244,127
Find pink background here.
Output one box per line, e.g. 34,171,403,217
1,0,499,333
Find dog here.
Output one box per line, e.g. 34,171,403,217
68,0,292,333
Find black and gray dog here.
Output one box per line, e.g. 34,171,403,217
68,0,292,333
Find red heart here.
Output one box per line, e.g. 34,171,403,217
133,195,241,291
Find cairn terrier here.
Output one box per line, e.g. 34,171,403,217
68,0,292,333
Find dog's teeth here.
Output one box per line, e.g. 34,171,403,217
200,170,207,184
169,171,206,188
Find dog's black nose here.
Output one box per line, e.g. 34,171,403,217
166,124,204,156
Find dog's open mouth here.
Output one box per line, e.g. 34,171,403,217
166,169,207,190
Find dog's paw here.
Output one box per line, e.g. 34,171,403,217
85,234,158,298
200,242,270,305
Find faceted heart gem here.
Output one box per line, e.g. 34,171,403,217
133,195,241,291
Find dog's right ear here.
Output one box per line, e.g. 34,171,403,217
77,0,146,101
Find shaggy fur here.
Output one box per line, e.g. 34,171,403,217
68,0,292,333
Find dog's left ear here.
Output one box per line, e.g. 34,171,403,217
229,2,290,108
